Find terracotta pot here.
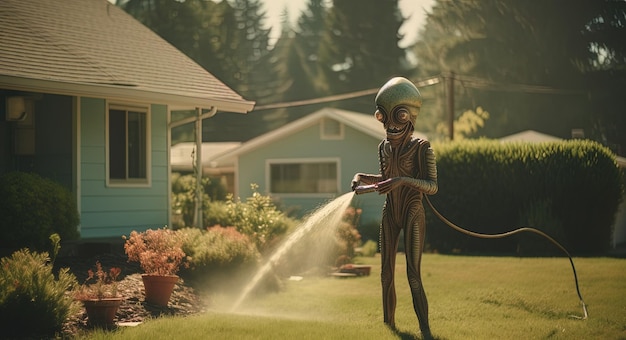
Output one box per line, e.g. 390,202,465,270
142,274,179,306
81,297,123,326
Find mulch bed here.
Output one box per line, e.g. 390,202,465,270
54,252,209,337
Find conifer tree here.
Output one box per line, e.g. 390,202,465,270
412,0,625,148
317,0,407,112
261,0,330,125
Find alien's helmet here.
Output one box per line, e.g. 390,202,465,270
374,77,422,131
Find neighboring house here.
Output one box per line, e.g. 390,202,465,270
0,0,254,238
500,130,626,248
171,141,241,193
210,107,429,229
499,129,562,143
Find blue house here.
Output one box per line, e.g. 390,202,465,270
0,0,254,238
210,107,429,230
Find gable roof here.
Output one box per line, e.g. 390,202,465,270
499,130,562,143
500,130,626,168
210,107,428,166
0,0,254,113
171,141,241,172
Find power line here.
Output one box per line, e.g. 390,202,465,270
456,74,586,95
252,76,441,111
251,74,585,112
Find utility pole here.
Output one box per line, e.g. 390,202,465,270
445,72,455,141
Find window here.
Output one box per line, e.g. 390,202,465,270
320,118,343,140
269,159,339,194
107,105,149,185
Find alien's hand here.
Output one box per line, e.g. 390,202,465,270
351,174,362,191
375,177,403,194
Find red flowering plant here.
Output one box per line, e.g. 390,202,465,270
123,227,188,276
74,261,122,300
335,207,363,260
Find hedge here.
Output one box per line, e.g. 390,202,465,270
0,172,80,252
425,139,623,255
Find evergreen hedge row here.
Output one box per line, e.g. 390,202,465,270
425,140,623,255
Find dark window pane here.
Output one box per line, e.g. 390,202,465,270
127,111,146,178
108,108,147,182
109,109,126,179
270,162,337,193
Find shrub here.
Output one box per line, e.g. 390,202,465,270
171,173,227,203
357,219,381,245
204,184,296,254
73,261,122,300
334,207,363,260
171,173,214,229
123,227,187,276
515,199,566,256
204,200,231,228
0,172,79,252
177,227,260,291
359,240,379,257
171,173,228,229
426,139,623,254
0,234,78,338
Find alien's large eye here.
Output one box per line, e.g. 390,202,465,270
394,108,410,124
374,109,386,123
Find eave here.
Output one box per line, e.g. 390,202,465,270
0,75,255,113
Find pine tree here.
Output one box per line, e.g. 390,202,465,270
259,0,331,125
412,0,626,146
317,0,407,112
294,0,328,97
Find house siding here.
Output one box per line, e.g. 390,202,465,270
0,94,74,189
79,98,169,238
34,95,74,189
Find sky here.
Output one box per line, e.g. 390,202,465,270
262,0,435,47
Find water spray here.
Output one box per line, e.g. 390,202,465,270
353,185,588,320
230,192,355,312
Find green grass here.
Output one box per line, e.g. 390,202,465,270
83,254,626,339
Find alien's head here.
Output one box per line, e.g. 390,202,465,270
374,77,422,146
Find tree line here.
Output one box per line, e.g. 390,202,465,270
117,0,626,156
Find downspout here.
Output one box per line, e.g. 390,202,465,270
194,107,217,228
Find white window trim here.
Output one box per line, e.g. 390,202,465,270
105,102,152,188
265,157,341,197
320,118,344,140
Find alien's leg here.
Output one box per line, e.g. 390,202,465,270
380,211,401,328
404,208,432,338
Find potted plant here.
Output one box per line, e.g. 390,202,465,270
73,261,123,327
123,227,187,306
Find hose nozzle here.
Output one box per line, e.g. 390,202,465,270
354,184,377,195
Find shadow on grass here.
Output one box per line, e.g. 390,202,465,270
391,325,444,340
394,329,421,340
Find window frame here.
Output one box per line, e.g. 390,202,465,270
265,157,341,197
105,103,151,188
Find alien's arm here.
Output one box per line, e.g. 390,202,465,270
351,173,382,190
403,147,438,195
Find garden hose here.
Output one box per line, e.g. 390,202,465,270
424,194,588,320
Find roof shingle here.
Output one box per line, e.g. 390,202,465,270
0,0,253,112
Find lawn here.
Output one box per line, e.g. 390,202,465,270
83,254,626,339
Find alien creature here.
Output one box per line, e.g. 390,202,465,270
351,77,438,339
